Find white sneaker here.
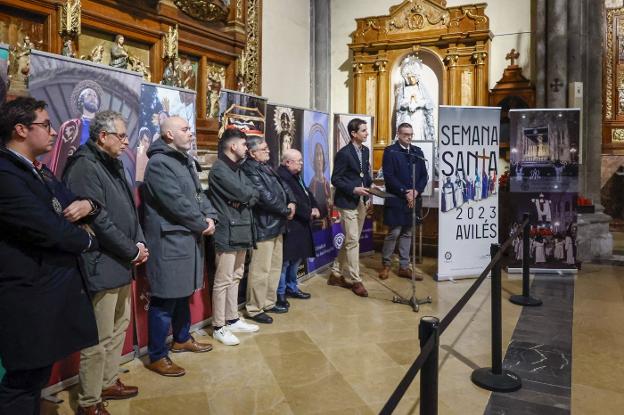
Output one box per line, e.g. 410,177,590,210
227,318,259,333
212,327,240,346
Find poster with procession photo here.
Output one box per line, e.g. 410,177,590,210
303,110,335,272
508,109,580,273
265,103,304,168
29,50,142,184
218,88,267,139
437,106,501,281
136,82,197,182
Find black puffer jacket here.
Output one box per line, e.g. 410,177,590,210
240,158,295,242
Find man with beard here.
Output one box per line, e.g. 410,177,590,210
44,81,103,177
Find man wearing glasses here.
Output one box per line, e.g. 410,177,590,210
0,97,100,415
63,111,148,414
142,116,217,377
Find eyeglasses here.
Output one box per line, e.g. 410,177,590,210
29,121,52,133
105,131,129,142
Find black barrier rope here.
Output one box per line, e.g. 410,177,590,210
379,217,530,415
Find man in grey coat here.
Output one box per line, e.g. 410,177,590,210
64,111,148,414
142,116,217,377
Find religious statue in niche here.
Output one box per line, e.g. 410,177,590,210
61,39,76,58
395,54,434,141
206,63,225,118
128,55,151,82
8,36,35,96
110,34,129,69
178,56,195,90
532,193,552,223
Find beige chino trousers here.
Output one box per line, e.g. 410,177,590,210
332,200,367,284
245,235,283,317
212,250,246,327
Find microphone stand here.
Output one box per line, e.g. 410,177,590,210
391,148,432,312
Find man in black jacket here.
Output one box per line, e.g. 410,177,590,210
63,111,148,414
0,97,99,415
241,137,296,323
276,149,317,308
330,118,373,297
207,128,260,346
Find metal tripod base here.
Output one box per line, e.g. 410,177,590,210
392,295,432,312
509,295,542,307
471,368,522,392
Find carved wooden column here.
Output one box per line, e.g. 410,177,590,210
374,58,389,146
444,53,459,105
352,61,366,113
472,51,488,105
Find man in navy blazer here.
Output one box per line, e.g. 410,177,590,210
329,118,373,297
379,123,428,280
0,97,99,415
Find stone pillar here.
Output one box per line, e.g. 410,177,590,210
546,0,567,107
311,0,330,112
534,0,546,107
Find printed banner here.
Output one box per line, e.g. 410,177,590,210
508,109,580,272
0,45,7,104
265,104,304,168
218,88,267,139
437,106,501,280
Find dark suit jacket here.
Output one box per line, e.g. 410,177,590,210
0,147,98,371
277,165,317,261
382,142,428,227
331,142,373,210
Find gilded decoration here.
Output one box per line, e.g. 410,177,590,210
449,6,488,28
242,0,260,95
366,76,377,116
8,37,34,95
173,0,229,23
387,1,449,33
206,63,226,118
606,9,620,119
236,0,243,20
460,70,473,105
613,128,624,142
58,0,81,37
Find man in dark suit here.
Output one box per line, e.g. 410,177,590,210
0,97,99,415
276,149,317,308
330,118,373,297
379,123,428,280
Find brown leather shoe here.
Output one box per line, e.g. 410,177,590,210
398,267,423,281
146,356,186,377
378,265,391,280
101,379,138,400
76,402,110,415
327,274,353,289
171,337,213,353
351,282,369,297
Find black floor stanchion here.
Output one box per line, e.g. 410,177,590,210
419,317,439,415
510,213,542,307
471,244,522,392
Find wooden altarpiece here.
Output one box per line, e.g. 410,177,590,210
349,0,491,254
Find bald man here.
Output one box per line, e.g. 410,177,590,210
142,116,217,377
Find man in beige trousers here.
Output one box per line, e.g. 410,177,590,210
241,137,296,324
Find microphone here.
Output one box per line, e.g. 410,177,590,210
387,148,429,163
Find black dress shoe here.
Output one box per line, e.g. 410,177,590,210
248,312,273,324
265,304,288,314
286,289,311,299
277,294,290,308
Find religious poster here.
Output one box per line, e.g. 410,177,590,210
29,51,142,184
0,45,7,104
137,83,196,182
509,109,580,193
303,109,335,272
508,109,579,273
218,88,267,139
265,103,304,168
333,113,374,163
437,106,501,281
507,192,578,272
332,113,375,257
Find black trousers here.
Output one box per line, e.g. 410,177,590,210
0,364,53,415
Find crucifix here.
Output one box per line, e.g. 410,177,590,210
550,78,564,92
505,48,520,66
476,149,491,173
